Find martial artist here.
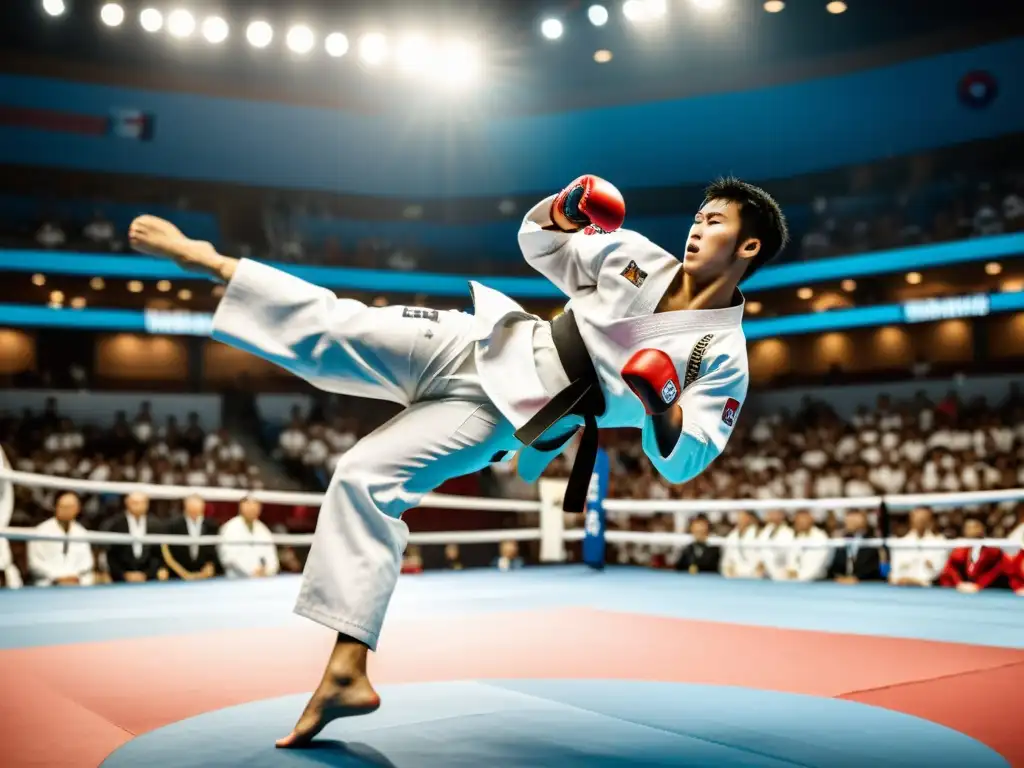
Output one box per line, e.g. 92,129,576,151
28,492,95,586
217,497,280,579
128,173,788,747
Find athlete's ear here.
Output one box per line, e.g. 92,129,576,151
737,238,761,262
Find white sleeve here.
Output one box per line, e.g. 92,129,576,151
74,541,96,585
0,539,21,589
211,259,363,389
264,540,280,577
517,195,631,298
642,356,748,485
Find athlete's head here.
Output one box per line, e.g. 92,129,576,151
684,177,788,284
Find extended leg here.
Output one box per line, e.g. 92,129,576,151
278,398,516,747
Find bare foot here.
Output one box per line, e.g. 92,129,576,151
275,674,381,748
128,215,225,276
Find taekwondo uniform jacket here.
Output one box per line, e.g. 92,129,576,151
938,545,1008,590
784,527,833,582
0,537,21,589
888,531,945,586
478,196,748,483
757,522,794,581
217,515,280,579
27,518,95,586
720,525,762,579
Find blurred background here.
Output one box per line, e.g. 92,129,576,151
1,0,1023,588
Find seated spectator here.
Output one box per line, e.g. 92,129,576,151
938,518,1008,594
720,510,761,579
781,511,833,582
102,492,167,583
160,495,221,581
36,220,66,249
217,497,279,579
756,509,794,580
401,545,424,575
1007,550,1024,597
444,543,463,571
675,515,720,574
83,209,115,249
889,507,945,587
493,539,524,571
828,510,882,584
27,492,95,587
0,534,22,589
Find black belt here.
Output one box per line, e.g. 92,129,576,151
514,310,605,513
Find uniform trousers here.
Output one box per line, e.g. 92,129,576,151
290,303,560,650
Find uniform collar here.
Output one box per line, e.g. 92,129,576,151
607,289,745,345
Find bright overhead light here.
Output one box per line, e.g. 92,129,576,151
396,34,433,75
648,0,669,16
905,271,922,285
41,0,66,18
286,24,315,55
985,261,1002,276
540,18,563,40
764,0,785,11
435,40,480,89
167,9,195,38
139,8,163,32
358,33,389,66
826,1,847,13
32,273,46,286
127,280,144,293
178,289,193,301
841,279,856,292
202,16,229,44
70,297,86,309
90,277,106,290
797,287,813,300
325,32,349,58
588,5,609,25
49,290,65,304
247,20,273,48
594,49,613,63
156,280,172,292
623,1,652,22
747,301,762,315
100,3,125,27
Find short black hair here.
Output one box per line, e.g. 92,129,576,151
702,176,789,278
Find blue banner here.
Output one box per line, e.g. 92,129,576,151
583,448,610,570
3,289,1024,337
2,232,1022,298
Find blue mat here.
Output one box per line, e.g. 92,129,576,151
101,680,1006,768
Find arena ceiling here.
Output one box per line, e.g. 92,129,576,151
0,0,1021,115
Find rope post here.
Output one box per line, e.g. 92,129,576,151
582,447,609,571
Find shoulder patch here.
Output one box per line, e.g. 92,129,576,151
620,259,648,287
722,397,741,427
684,333,715,388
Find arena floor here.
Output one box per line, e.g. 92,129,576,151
1,567,1022,767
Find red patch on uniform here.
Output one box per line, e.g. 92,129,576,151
722,398,740,427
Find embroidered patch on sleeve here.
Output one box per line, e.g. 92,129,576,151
722,397,741,427
620,260,648,287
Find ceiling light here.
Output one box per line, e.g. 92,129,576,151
797,287,813,300
540,18,564,40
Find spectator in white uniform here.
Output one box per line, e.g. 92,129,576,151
720,510,761,579
780,511,832,582
27,492,95,587
757,509,794,581
218,497,280,579
889,507,946,587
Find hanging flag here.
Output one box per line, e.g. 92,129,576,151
109,109,156,141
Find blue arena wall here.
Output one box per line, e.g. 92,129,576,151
0,38,1022,197
2,232,1021,297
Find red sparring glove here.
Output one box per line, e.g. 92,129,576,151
621,349,681,415
551,175,626,233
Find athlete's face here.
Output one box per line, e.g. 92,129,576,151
683,199,759,281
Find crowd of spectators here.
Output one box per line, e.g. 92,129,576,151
0,398,263,530
3,385,1024,592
